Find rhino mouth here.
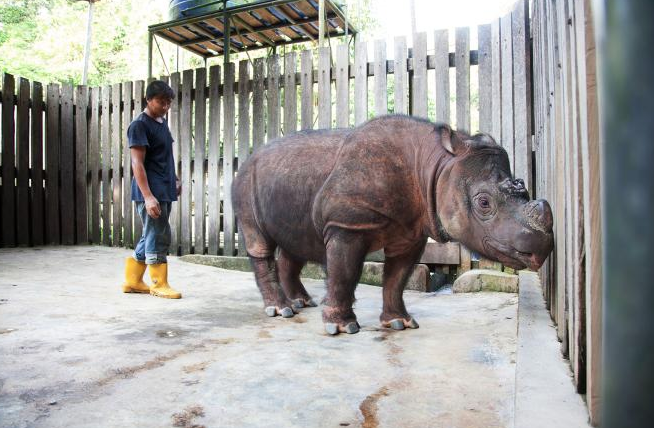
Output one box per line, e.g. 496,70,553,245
482,237,537,271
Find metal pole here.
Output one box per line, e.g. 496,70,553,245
147,31,153,78
600,0,654,426
81,0,94,85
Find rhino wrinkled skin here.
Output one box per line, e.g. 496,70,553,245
233,115,554,335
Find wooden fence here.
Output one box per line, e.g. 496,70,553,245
0,2,531,271
532,0,601,424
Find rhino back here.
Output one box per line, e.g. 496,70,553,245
234,129,350,262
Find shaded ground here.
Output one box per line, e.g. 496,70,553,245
0,246,588,428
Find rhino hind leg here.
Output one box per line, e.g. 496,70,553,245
277,249,317,309
322,230,370,335
249,255,297,318
379,239,427,331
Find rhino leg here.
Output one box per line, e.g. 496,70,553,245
379,239,427,331
278,249,317,309
249,256,297,318
322,230,370,335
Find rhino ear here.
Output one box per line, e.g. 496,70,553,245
438,124,467,156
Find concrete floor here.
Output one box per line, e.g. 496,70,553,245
0,246,589,428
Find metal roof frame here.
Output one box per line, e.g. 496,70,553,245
147,0,357,77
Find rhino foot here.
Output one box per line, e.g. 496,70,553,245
324,321,360,335
291,297,318,310
264,306,296,318
381,317,419,330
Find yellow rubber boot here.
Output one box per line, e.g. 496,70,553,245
121,257,150,294
148,263,182,299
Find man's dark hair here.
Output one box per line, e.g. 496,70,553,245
146,80,175,101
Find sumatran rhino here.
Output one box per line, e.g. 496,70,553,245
232,115,554,335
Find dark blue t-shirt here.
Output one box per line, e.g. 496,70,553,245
127,112,177,202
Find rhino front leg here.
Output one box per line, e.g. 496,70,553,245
380,239,427,331
249,256,296,318
322,230,370,335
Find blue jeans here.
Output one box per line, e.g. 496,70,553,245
134,201,172,264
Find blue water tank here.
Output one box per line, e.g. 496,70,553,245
168,0,240,21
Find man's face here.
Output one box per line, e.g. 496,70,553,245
146,95,172,118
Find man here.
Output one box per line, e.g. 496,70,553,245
120,80,182,299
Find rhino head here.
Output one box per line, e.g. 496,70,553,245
435,127,554,271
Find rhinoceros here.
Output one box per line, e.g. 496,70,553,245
232,115,554,335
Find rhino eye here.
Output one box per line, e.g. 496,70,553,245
473,193,495,218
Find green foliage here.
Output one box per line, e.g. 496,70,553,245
0,0,378,87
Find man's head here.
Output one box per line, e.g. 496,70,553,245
145,80,175,118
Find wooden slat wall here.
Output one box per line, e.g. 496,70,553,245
532,0,602,424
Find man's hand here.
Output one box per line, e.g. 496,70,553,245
145,195,161,219
176,178,181,196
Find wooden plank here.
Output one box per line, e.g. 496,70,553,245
434,30,450,123
420,242,460,265
512,0,532,192
491,19,502,139
252,59,265,151
110,83,122,247
121,82,133,248
561,0,580,382
284,52,298,134
16,78,30,246
374,40,387,116
551,0,567,346
59,84,75,245
411,32,428,119
207,65,222,255
180,69,193,255
238,59,251,161
132,81,146,244
31,81,45,246
101,85,112,246
164,76,178,254
237,60,250,257
575,0,601,421
46,83,60,245
354,40,368,125
455,27,471,131
194,67,207,255
393,36,407,115
335,44,349,128
223,62,236,256
500,12,514,171
455,27,471,273
89,87,101,244
318,46,332,129
478,24,492,133
75,85,89,245
300,50,314,130
2,73,16,246
267,54,281,141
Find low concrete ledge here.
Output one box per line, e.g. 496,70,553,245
452,269,519,293
180,255,431,291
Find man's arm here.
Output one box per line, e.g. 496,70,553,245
131,146,161,219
